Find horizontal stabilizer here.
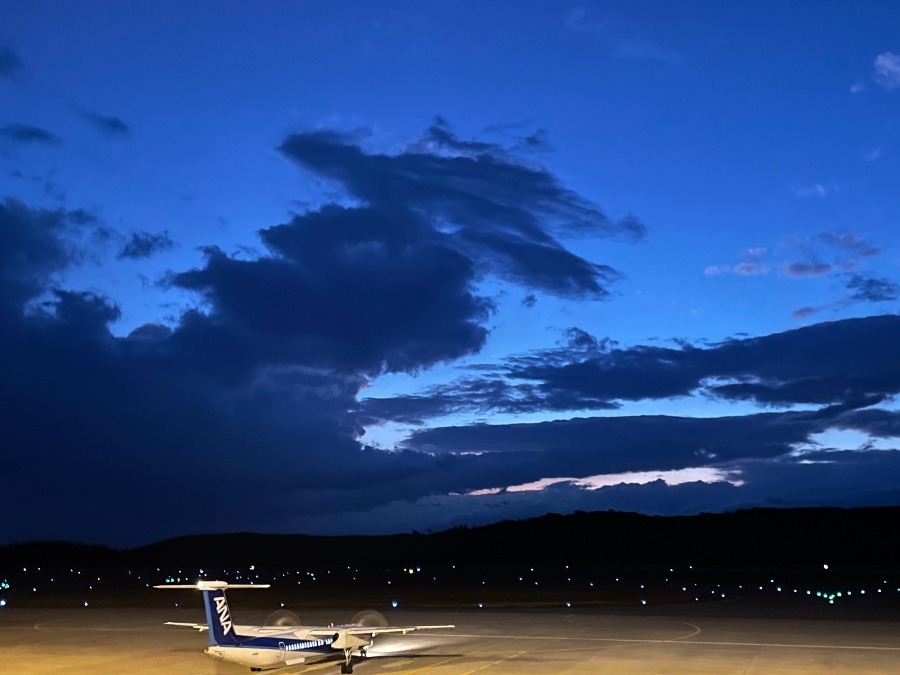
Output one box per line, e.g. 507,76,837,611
164,621,208,631
153,580,270,591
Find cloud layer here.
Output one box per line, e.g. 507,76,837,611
0,124,649,544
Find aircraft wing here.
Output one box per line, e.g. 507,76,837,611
308,624,454,638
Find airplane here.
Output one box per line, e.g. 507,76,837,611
155,580,454,673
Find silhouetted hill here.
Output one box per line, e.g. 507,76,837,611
0,541,117,567
2,506,897,570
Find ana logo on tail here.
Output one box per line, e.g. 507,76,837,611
214,595,232,635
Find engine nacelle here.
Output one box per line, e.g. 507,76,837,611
330,630,371,651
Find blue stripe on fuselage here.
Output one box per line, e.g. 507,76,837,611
219,635,334,654
239,636,333,654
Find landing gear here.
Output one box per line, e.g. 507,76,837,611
340,648,354,674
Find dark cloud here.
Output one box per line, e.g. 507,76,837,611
4,117,894,545
173,209,491,375
0,198,74,305
836,407,900,439
0,122,650,543
363,376,620,427
365,316,900,423
0,199,468,544
0,124,62,145
417,116,498,155
816,232,880,257
81,110,131,137
170,122,644,377
845,273,899,303
792,305,824,319
321,446,900,535
516,316,900,409
709,233,882,285
278,124,644,299
402,411,822,475
783,231,880,278
785,261,831,277
378,407,900,529
117,230,174,260
0,46,24,78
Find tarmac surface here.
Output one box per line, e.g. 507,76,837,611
2,600,899,674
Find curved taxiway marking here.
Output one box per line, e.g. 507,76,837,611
669,621,702,640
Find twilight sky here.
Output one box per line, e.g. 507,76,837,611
1,1,899,546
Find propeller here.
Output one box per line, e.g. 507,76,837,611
350,609,388,627
264,609,300,626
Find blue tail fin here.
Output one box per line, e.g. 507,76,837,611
154,580,270,647
201,587,240,646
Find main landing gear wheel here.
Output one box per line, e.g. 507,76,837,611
341,646,355,673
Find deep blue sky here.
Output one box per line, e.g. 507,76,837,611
1,1,899,546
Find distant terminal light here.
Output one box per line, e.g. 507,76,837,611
391,600,399,608
0,599,6,607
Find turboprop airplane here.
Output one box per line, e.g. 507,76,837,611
155,580,454,673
